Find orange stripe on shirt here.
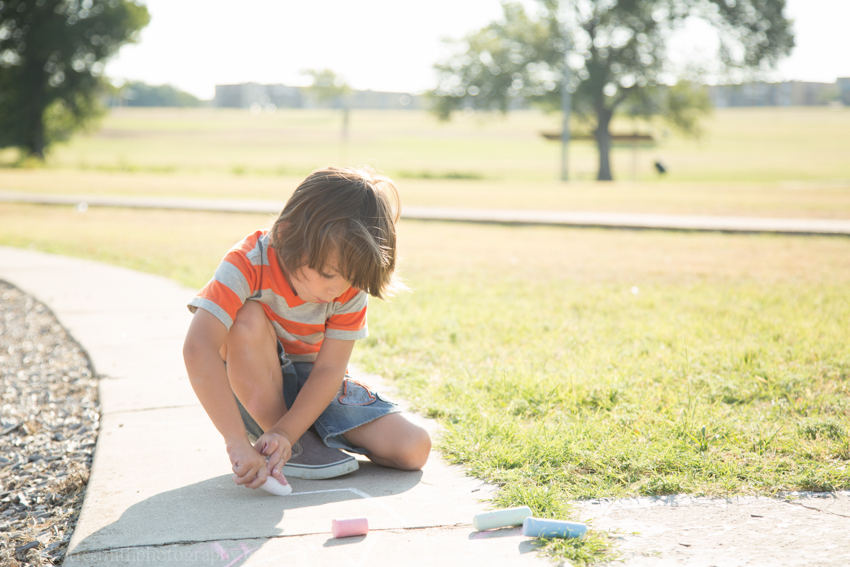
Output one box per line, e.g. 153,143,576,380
189,230,369,362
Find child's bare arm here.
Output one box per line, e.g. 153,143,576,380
182,309,268,488
264,337,354,444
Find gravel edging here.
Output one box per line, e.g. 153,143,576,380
0,280,99,566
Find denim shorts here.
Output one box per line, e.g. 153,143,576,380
235,341,400,455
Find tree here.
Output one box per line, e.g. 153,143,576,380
431,0,794,180
0,0,149,159
302,68,351,108
118,81,203,107
303,68,352,163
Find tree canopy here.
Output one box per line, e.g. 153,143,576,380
302,68,351,108
118,81,203,108
0,0,149,159
431,0,794,180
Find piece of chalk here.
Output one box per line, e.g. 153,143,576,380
522,517,587,539
473,506,533,531
331,517,369,538
259,475,292,496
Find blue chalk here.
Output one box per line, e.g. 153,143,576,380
473,506,533,531
522,517,587,539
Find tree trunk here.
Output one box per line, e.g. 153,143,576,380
28,113,45,160
595,106,613,181
26,71,47,161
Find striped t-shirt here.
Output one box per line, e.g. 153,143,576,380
187,230,368,362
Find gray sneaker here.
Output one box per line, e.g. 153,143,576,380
281,430,359,480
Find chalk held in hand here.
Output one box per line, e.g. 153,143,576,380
332,517,369,538
259,475,292,496
473,506,533,531
522,517,587,539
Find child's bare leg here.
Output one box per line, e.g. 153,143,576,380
342,413,431,471
220,301,287,432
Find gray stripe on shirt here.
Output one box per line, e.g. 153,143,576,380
215,261,251,302
261,295,331,324
246,233,271,266
188,297,234,330
269,320,325,345
325,327,369,341
331,290,368,316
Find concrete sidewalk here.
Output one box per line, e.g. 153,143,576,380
2,246,850,566
0,246,546,567
3,190,850,235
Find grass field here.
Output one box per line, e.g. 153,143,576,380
1,107,850,218
37,106,850,183
1,106,849,564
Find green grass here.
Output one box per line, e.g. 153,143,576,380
361,226,850,564
5,167,850,219
361,279,850,497
2,204,849,564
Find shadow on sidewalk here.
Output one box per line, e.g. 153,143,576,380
68,463,424,565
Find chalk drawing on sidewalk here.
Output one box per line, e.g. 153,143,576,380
291,487,407,525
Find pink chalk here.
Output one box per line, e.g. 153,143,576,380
331,517,369,538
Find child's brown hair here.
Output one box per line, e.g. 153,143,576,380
270,166,401,299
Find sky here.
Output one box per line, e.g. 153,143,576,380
104,0,850,101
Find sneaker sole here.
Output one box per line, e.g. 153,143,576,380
282,456,359,480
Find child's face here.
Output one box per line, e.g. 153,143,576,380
290,253,352,304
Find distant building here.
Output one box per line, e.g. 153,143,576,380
214,83,304,109
214,83,422,110
708,81,836,107
347,90,420,110
216,80,845,111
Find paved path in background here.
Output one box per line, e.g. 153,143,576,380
2,191,850,235
2,246,850,566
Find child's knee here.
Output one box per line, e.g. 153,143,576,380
229,301,273,345
395,426,431,471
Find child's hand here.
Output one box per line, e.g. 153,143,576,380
226,438,269,489
255,429,292,482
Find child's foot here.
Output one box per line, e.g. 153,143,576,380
282,430,359,479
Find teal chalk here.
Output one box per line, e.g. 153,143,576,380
473,506,533,531
522,517,587,539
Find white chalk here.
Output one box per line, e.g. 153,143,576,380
473,506,533,531
259,475,292,496
522,517,587,539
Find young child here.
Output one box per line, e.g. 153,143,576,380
183,166,431,490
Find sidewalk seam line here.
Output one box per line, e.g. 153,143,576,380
66,524,476,557
782,500,850,518
100,404,201,416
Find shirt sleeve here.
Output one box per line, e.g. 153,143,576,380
187,239,262,330
325,289,368,341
